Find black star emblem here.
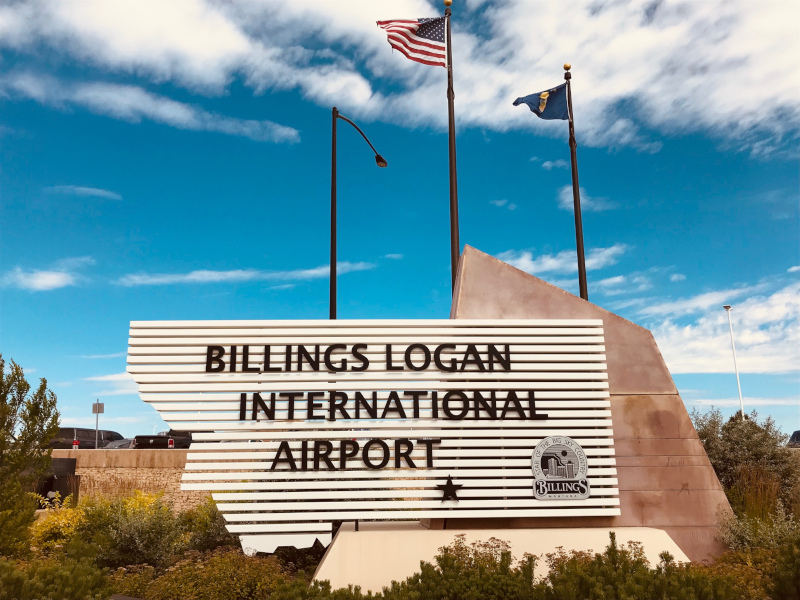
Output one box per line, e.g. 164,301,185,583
436,475,463,501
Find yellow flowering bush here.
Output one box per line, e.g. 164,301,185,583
119,490,161,511
30,495,87,554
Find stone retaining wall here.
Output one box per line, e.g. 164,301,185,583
51,449,207,512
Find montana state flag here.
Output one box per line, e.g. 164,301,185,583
513,83,569,120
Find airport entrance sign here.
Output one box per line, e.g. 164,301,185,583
127,319,619,553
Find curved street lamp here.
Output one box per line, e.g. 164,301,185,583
331,107,387,319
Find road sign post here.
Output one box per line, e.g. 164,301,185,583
92,401,104,449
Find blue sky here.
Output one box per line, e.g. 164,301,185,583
1,0,798,437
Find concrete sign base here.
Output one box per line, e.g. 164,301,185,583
314,521,689,593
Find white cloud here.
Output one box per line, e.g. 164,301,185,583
584,245,629,270
45,185,122,200
3,269,75,291
594,272,652,296
1,256,95,291
84,373,131,382
489,199,516,211
0,0,252,88
2,74,299,143
649,281,800,374
384,253,403,260
609,296,652,311
630,275,652,292
0,0,796,153
81,352,125,359
541,159,568,170
84,373,139,397
55,256,95,270
497,243,628,275
116,261,374,286
558,185,617,212
84,372,139,396
789,266,800,273
670,273,686,282
597,275,626,287
692,397,800,407
638,283,768,317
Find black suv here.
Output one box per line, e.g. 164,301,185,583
50,427,125,449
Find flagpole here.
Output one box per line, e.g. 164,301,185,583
564,63,588,301
444,0,460,291
331,107,338,320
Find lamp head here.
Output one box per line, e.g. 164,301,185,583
375,154,388,168
723,305,732,311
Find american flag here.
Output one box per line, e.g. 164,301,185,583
376,17,447,68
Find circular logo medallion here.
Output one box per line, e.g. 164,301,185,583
532,436,591,500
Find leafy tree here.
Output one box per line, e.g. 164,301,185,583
0,354,60,556
691,408,800,514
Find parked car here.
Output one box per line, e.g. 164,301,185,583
788,430,800,448
133,430,192,449
50,427,125,449
105,438,135,449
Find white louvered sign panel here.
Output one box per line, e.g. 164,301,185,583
127,319,619,554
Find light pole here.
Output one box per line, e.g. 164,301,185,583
723,305,745,419
330,107,387,320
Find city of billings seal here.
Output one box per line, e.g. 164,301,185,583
532,436,591,500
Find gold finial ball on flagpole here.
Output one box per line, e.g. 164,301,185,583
564,63,571,71
444,0,452,6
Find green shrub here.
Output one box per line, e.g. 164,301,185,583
771,536,800,600
726,464,781,520
273,540,328,576
380,535,537,600
271,579,371,599
180,496,237,552
108,564,157,599
719,504,800,550
692,408,800,516
0,555,110,600
699,548,778,600
102,531,773,600
535,534,738,600
306,533,742,600
80,491,185,568
143,548,288,600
